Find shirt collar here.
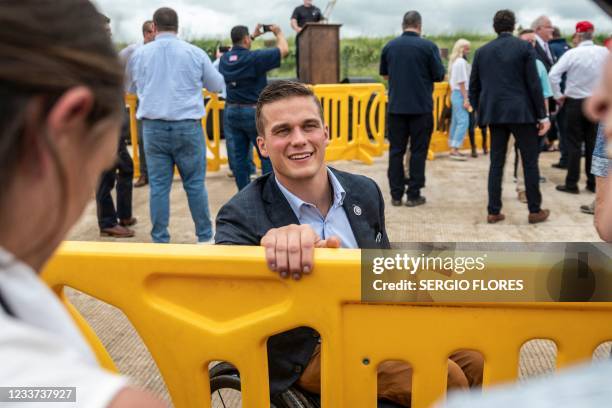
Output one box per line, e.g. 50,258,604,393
402,31,420,37
535,34,547,48
155,32,178,41
578,40,595,47
275,168,346,216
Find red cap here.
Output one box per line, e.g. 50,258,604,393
576,21,595,33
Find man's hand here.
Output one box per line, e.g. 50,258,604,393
270,24,282,35
462,99,472,111
555,96,566,108
538,120,551,136
260,224,341,280
253,24,263,38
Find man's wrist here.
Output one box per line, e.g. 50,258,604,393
538,116,550,124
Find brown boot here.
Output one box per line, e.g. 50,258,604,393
100,224,135,238
134,176,148,188
528,209,550,224
487,213,505,224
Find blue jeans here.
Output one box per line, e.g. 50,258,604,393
449,90,470,149
224,105,273,190
142,119,212,243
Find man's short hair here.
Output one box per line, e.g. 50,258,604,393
142,20,153,34
552,26,561,38
402,10,422,30
153,7,178,32
231,25,249,45
493,9,515,34
256,81,324,136
519,28,534,36
581,31,594,41
530,15,550,31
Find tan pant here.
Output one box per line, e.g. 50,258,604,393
296,346,483,408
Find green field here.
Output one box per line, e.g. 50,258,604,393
120,33,607,83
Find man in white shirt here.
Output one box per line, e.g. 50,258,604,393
549,21,609,195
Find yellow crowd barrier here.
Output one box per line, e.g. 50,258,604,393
428,83,487,160
43,242,612,408
125,84,388,178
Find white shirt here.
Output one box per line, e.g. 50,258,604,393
549,41,609,100
449,58,471,91
0,247,127,407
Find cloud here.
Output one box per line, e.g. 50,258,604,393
94,0,612,43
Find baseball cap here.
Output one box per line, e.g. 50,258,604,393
575,21,595,33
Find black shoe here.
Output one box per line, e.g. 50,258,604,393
586,185,596,193
552,162,567,169
405,196,426,207
391,199,402,207
556,184,579,194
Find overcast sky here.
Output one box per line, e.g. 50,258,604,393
94,0,612,43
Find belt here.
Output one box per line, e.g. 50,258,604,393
226,102,257,108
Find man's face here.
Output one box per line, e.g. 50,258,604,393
303,0,313,6
536,17,554,41
257,96,329,183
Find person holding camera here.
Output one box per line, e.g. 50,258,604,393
220,24,289,191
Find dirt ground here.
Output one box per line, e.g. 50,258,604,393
65,148,606,406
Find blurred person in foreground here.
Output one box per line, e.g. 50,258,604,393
469,9,550,224
0,1,165,407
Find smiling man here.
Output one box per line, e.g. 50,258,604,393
214,81,482,407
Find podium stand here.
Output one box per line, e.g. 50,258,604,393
297,23,341,84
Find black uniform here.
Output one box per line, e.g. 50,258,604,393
291,4,322,28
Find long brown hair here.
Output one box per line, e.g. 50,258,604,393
0,0,124,258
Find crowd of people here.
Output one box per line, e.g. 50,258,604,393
1,1,612,408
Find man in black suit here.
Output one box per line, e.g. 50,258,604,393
380,10,445,207
216,81,483,406
469,9,551,224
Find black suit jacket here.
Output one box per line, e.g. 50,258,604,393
534,41,554,72
469,33,547,126
215,168,390,396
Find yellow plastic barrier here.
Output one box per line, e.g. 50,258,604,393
428,83,486,160
43,242,612,408
125,84,388,177
125,91,227,178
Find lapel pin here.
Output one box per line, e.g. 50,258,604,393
353,205,362,216
376,232,382,243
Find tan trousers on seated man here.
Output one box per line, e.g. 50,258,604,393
296,345,484,407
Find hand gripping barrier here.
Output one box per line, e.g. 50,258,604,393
42,242,612,407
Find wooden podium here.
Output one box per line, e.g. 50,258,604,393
297,23,341,84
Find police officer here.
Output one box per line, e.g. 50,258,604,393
220,24,289,190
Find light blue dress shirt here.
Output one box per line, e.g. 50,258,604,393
275,169,359,249
128,33,225,121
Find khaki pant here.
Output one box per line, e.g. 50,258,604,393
296,346,483,407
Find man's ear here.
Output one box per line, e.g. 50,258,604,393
323,124,330,147
257,135,270,158
46,86,94,142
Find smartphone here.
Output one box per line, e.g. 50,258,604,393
262,24,272,33
219,46,230,53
